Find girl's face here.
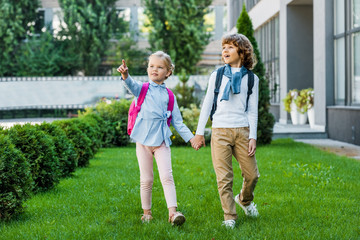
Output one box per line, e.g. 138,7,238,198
147,56,171,84
222,42,242,67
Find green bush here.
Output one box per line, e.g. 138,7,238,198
4,124,60,192
0,134,32,220
53,120,93,167
36,122,78,178
78,110,115,147
169,104,212,146
94,99,131,146
69,118,99,155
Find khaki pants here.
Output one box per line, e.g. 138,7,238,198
211,127,260,221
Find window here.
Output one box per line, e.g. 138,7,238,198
352,0,360,28
335,38,346,105
254,15,280,104
334,0,360,106
353,32,360,104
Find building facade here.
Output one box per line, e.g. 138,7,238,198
233,0,360,145
32,0,360,145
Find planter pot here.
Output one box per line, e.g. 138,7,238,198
290,102,308,125
308,107,315,128
298,112,308,125
290,102,299,125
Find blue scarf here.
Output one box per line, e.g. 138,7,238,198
220,64,248,101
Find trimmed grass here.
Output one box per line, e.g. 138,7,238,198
1,139,360,239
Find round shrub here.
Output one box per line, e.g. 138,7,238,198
78,109,115,147
4,124,60,192
36,122,78,178
53,120,93,167
77,113,103,149
94,99,131,146
0,134,32,220
70,118,99,155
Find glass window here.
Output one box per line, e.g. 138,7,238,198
353,0,360,28
335,0,345,34
335,37,346,105
352,32,360,104
254,16,280,104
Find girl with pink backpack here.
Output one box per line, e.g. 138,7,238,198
117,51,196,226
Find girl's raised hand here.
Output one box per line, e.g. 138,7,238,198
117,59,129,80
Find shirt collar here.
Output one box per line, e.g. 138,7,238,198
149,80,166,88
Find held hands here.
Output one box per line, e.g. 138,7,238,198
117,59,129,80
190,135,206,151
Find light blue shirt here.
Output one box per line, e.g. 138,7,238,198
122,75,194,147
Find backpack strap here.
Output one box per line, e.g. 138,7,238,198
210,66,225,121
245,70,254,112
136,82,150,107
166,88,174,126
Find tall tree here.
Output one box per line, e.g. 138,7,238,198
58,0,119,76
143,0,212,75
0,0,39,76
236,4,275,145
15,31,80,76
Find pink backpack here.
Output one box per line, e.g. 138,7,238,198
127,82,175,135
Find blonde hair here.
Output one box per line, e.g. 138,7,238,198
149,51,175,78
222,34,257,70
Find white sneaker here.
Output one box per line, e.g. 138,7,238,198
222,219,236,229
234,194,259,217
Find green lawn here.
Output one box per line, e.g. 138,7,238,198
1,139,360,239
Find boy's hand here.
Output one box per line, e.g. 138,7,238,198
117,59,129,80
248,138,256,157
190,135,206,151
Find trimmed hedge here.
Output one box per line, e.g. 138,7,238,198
0,134,32,220
4,124,60,192
78,109,115,147
37,122,78,177
1,98,163,219
53,120,93,167
70,118,100,154
94,99,131,146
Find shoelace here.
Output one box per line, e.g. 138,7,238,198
247,204,258,214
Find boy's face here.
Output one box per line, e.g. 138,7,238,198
147,56,171,84
222,42,242,67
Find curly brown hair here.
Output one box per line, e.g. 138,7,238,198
222,34,257,70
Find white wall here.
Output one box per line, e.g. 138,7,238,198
248,0,280,30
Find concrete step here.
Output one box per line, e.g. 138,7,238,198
272,123,328,140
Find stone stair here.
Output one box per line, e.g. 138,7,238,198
272,123,328,140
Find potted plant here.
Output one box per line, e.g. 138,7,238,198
283,89,297,113
303,88,314,128
282,89,307,125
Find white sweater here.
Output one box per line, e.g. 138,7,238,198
196,67,259,140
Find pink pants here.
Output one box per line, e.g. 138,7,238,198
136,142,177,210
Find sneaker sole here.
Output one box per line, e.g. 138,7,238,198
172,215,186,226
235,194,259,217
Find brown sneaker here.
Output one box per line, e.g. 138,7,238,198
169,212,186,226
141,214,153,223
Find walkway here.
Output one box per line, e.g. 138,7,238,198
1,118,360,160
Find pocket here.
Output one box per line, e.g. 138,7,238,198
239,127,250,140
